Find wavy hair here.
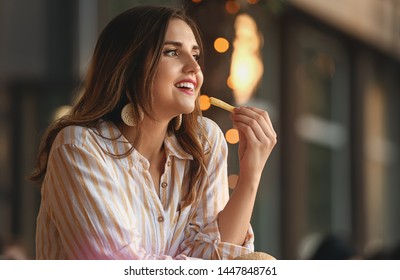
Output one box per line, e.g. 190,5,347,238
29,6,208,207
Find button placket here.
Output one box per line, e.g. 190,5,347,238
159,157,170,190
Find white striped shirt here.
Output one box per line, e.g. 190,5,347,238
36,117,254,259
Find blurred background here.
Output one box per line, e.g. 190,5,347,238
0,0,399,260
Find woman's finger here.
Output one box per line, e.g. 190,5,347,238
245,107,276,137
232,107,276,141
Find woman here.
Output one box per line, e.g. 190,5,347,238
29,5,277,260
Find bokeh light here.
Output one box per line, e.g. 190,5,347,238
214,37,230,53
230,14,264,105
226,76,234,89
199,94,211,111
225,128,239,144
225,0,240,14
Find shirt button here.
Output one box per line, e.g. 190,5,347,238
161,182,168,188
158,216,164,222
167,161,171,167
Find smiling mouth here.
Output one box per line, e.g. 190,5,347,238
175,82,196,91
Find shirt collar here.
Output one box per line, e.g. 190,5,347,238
164,133,193,161
97,120,193,162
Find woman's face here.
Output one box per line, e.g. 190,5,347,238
151,18,203,122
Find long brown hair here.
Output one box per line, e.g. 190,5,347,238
29,6,208,207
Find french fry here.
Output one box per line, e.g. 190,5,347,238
209,97,235,112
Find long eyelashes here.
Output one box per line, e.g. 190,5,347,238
163,49,200,62
163,49,178,57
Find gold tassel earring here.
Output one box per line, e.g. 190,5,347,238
174,114,182,131
121,103,143,127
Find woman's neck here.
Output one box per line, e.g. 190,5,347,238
123,117,169,162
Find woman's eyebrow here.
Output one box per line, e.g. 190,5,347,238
164,41,200,51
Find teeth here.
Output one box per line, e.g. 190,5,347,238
175,82,195,90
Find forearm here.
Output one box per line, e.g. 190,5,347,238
218,174,260,245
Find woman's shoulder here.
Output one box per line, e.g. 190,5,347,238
52,124,93,149
49,121,130,163
53,120,117,148
51,120,122,153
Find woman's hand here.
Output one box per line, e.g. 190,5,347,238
218,106,277,245
231,107,277,186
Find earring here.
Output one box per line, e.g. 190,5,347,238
121,103,143,126
174,114,182,131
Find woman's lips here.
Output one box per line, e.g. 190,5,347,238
174,79,197,95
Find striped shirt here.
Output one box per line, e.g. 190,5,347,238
36,117,254,259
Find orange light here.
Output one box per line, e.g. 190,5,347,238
225,0,240,14
192,0,202,3
199,94,211,111
226,76,235,90
225,128,239,144
230,14,263,105
228,174,239,189
214,37,230,53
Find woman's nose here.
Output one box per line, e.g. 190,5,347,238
183,54,201,74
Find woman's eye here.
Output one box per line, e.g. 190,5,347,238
193,54,200,62
163,50,178,57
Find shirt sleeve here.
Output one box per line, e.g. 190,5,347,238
178,118,255,260
42,138,190,260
